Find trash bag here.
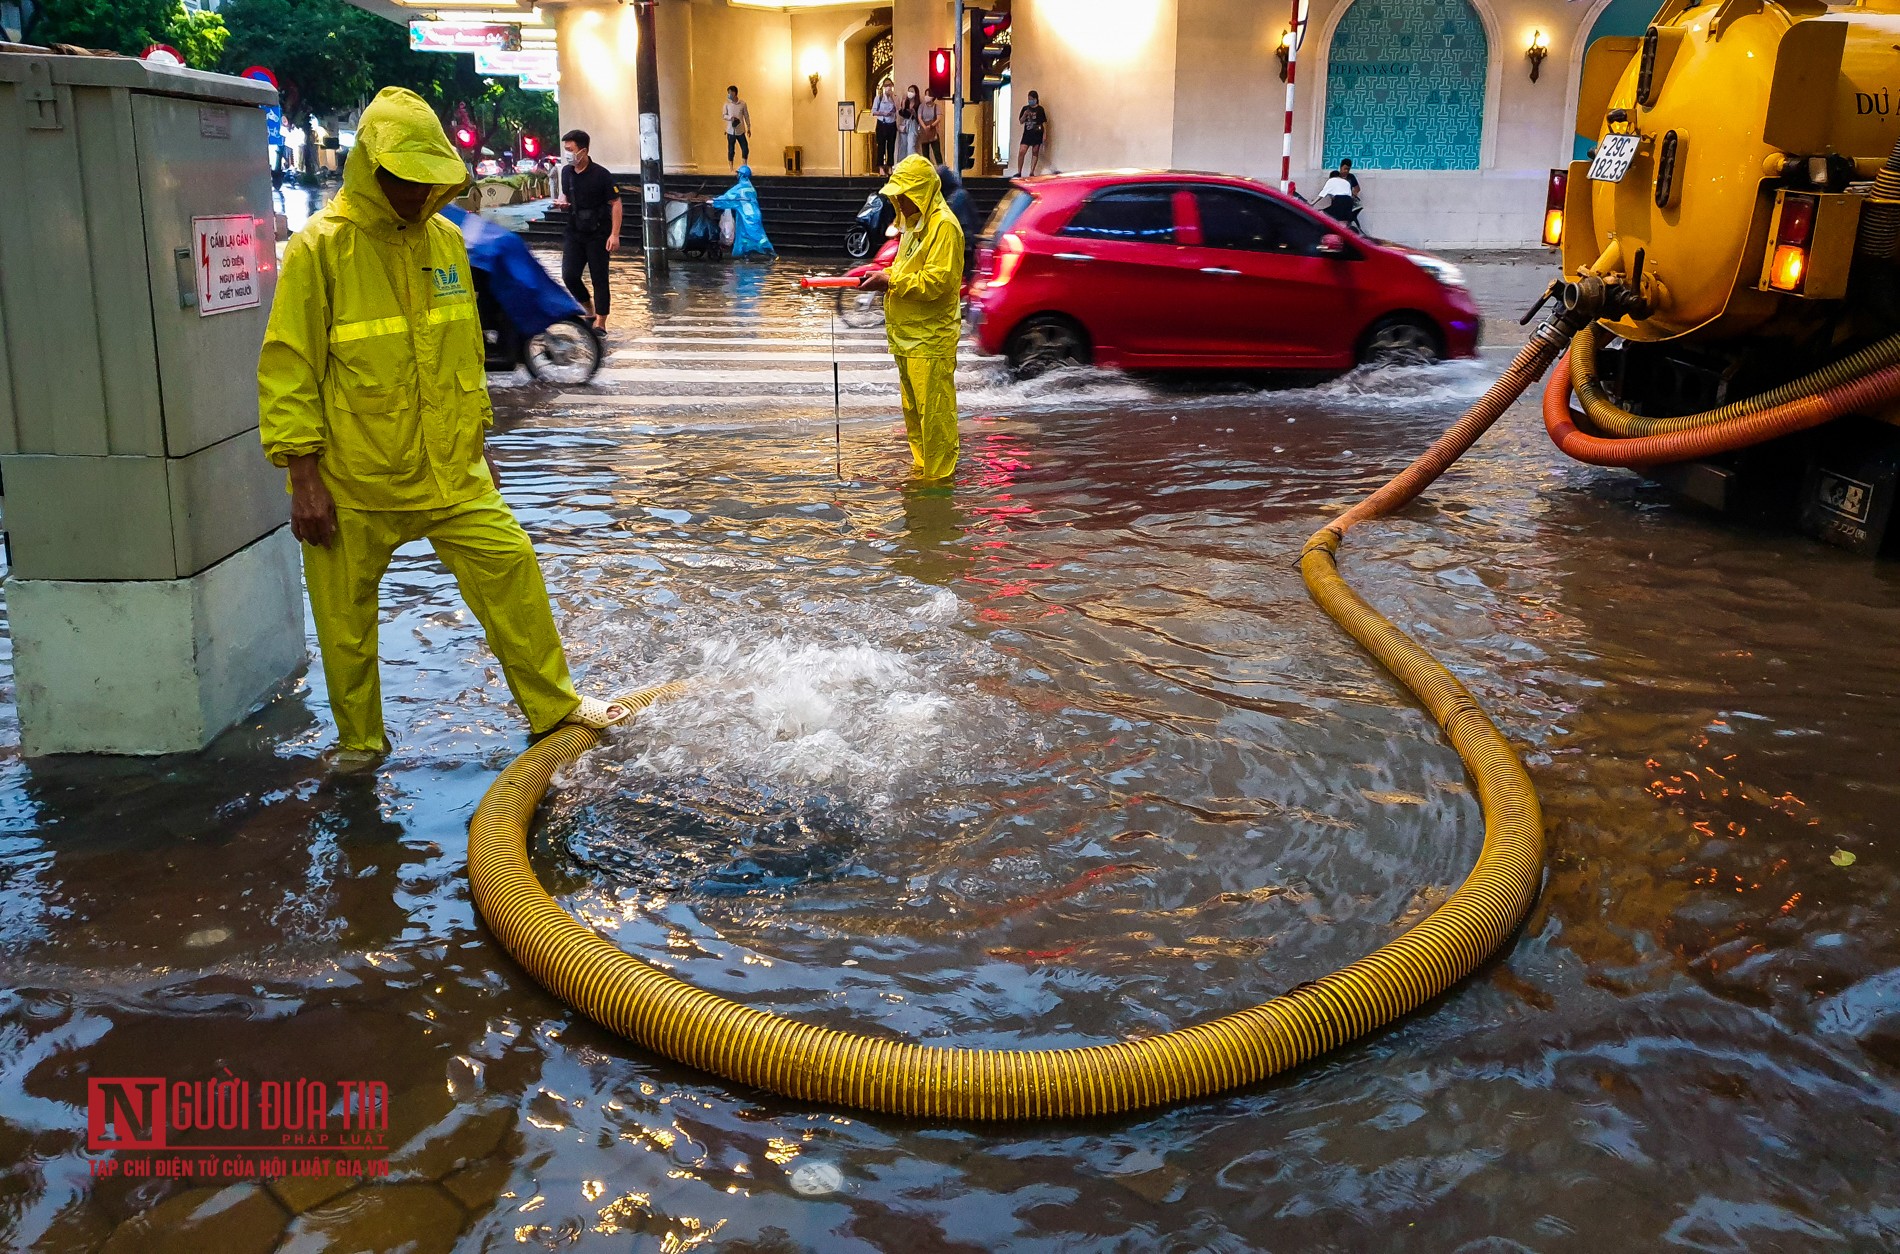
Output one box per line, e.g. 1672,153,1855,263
683,203,723,259
665,199,688,251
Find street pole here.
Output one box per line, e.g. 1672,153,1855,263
1280,0,1302,195
953,0,965,175
634,0,668,286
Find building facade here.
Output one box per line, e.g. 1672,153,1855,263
517,0,1658,247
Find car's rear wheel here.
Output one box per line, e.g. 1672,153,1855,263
1359,315,1443,366
1006,316,1090,379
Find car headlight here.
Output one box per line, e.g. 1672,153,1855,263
1405,251,1466,289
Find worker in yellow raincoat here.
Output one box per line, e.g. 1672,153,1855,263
258,87,632,769
860,155,964,480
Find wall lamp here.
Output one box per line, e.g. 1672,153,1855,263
808,71,821,96
1276,28,1292,82
1527,30,1549,82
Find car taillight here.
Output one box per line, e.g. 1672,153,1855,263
1542,168,1566,248
990,232,1026,287
1769,193,1816,293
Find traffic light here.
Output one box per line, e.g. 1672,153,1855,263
958,131,976,171
969,9,1011,103
929,47,953,102
453,124,477,151
520,134,540,158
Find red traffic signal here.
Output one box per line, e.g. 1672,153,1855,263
454,125,477,150
929,47,953,101
520,134,540,157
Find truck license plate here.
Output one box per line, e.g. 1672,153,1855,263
1589,133,1642,183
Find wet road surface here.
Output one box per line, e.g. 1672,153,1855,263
2,256,1899,1251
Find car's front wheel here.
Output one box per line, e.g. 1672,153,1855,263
1358,315,1444,366
1006,316,1090,379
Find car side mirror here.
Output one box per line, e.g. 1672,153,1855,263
1319,233,1351,257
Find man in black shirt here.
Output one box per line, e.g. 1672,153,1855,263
556,129,622,332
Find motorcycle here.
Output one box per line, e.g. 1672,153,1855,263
442,204,602,385
844,190,894,260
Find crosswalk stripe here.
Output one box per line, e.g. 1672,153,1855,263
593,366,898,385
608,349,981,365
557,392,900,410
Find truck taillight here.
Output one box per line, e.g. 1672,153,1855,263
990,232,1026,287
1769,193,1816,293
1542,168,1566,247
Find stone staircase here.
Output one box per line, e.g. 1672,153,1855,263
523,173,1016,257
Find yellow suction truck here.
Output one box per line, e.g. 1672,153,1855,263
1547,0,1900,553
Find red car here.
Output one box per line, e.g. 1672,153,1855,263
969,171,1481,377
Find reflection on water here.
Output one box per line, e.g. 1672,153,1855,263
3,262,1900,1250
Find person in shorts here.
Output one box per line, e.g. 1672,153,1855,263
1016,91,1048,177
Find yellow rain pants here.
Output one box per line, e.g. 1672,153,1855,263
302,492,579,752
896,354,959,480
879,156,964,482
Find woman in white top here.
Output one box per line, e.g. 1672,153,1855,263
896,84,921,162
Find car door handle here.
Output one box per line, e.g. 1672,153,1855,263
1199,266,1242,276
1052,252,1095,262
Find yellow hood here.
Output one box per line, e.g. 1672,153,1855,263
880,155,943,229
336,87,470,231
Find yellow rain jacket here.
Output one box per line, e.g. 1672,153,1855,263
256,88,580,753
259,87,492,511
879,156,964,479
880,156,965,358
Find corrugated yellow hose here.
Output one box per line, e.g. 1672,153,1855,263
467,336,1564,1119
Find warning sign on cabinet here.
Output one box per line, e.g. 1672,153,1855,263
192,215,260,317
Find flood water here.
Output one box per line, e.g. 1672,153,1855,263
5,260,1900,1252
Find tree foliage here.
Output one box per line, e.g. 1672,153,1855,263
20,0,556,144
166,3,226,67
20,0,173,54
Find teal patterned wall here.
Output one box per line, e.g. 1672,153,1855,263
1322,0,1489,170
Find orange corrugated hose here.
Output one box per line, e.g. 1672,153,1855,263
1543,352,1900,466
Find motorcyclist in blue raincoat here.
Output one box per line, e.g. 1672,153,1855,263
709,165,776,258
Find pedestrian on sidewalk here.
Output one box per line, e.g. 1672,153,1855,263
723,85,752,168
1015,91,1048,176
918,90,943,165
858,155,964,481
554,128,621,332
872,84,898,174
897,84,921,162
258,87,635,772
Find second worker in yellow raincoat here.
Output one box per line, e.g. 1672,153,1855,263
860,156,964,481
258,87,629,767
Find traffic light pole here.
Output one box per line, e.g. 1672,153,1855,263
634,0,667,286
953,0,965,168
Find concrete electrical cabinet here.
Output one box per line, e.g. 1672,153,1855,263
0,50,304,755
